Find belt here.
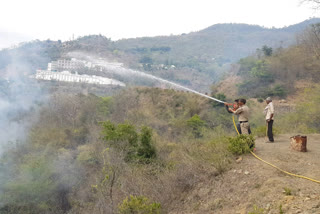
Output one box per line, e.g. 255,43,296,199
239,121,248,123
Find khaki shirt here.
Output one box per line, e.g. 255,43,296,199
234,105,249,122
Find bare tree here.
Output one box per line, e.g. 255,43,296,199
298,23,320,59
91,148,126,214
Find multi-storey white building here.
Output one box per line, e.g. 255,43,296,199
47,58,124,72
34,70,125,87
34,57,126,86
49,58,85,71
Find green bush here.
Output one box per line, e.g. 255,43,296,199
187,114,206,138
101,121,138,148
98,96,113,116
101,122,156,163
138,126,156,160
228,135,255,155
262,45,273,56
118,195,161,214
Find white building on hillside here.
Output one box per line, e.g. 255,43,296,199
34,70,125,87
49,58,86,71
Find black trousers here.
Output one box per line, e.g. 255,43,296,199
267,120,274,142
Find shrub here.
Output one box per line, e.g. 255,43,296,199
138,126,156,160
207,139,232,174
257,98,264,103
262,45,273,56
97,96,113,116
101,122,156,163
187,114,206,138
117,123,139,147
101,121,138,149
118,195,161,214
228,135,255,155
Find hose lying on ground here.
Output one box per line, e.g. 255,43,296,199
232,115,320,184
172,85,320,184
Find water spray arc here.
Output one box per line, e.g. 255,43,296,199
95,59,225,104
142,75,225,103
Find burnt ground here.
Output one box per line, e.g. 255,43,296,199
169,134,320,214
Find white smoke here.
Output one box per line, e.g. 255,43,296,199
0,54,47,155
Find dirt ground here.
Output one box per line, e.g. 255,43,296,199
169,134,320,214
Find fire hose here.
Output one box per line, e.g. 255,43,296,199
174,88,320,183
231,115,320,184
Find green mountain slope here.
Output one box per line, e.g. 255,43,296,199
115,18,320,64
1,18,319,90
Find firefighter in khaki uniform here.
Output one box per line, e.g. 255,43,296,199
228,98,250,134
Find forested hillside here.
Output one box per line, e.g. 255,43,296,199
213,23,320,100
0,89,235,214
115,18,320,65
1,17,320,214
1,18,319,91
1,85,320,213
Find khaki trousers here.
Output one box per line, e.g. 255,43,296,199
240,122,250,135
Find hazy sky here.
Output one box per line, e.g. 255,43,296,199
0,0,318,45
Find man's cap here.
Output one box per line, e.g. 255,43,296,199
266,97,272,101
